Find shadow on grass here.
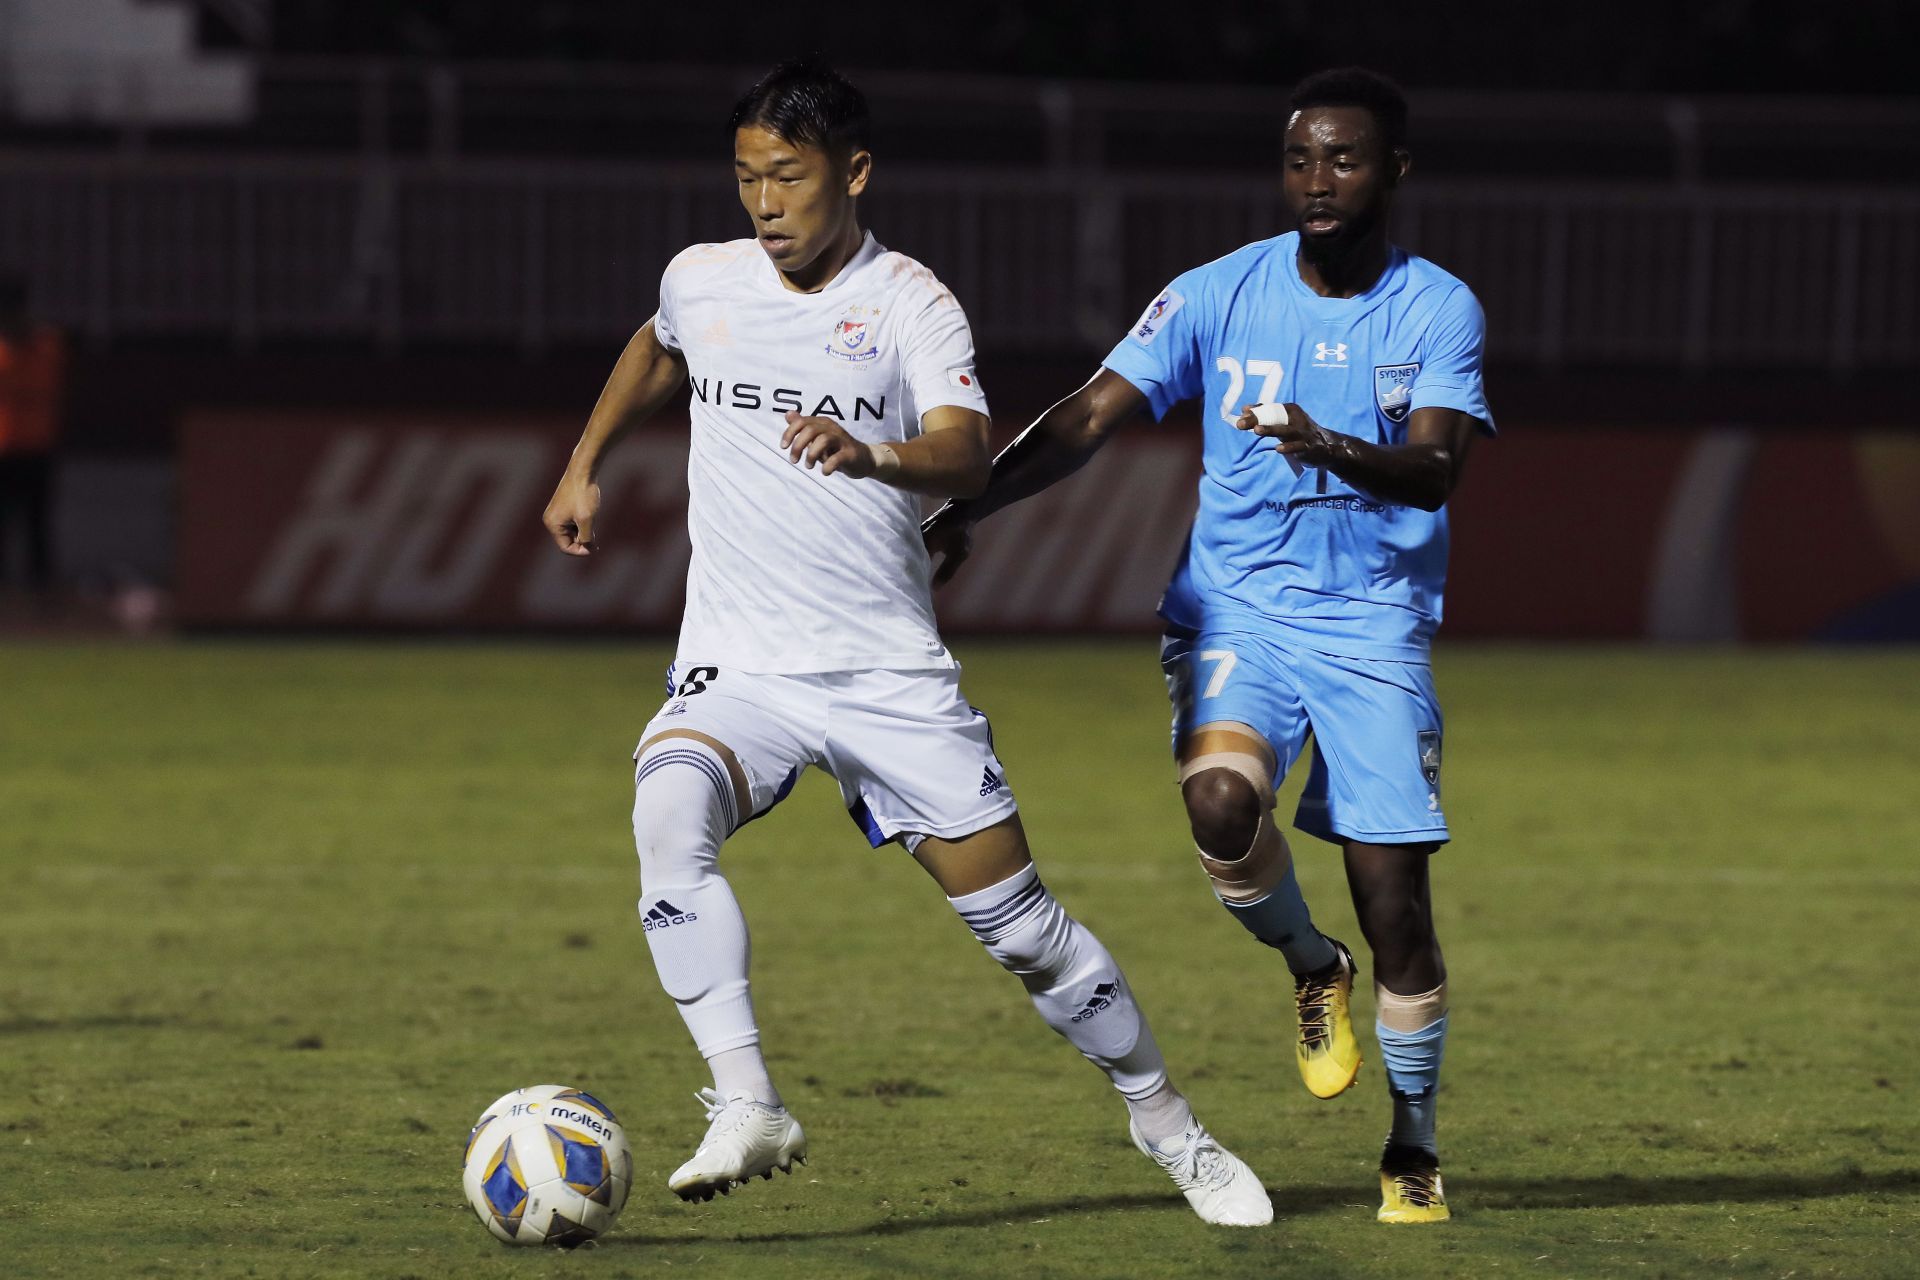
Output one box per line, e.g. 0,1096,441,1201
0,1014,180,1034
1458,1166,1920,1213
603,1168,1920,1246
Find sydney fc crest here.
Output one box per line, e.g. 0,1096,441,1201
827,309,881,362
1418,729,1442,811
1374,362,1419,423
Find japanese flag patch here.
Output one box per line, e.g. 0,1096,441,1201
947,367,982,392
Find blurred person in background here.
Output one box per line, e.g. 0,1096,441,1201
0,275,67,608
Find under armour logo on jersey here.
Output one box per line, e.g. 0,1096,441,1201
978,766,1005,797
1313,341,1349,367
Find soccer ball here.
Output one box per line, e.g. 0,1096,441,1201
461,1085,633,1246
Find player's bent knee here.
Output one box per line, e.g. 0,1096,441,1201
631,738,738,885
950,867,1077,979
981,896,1076,978
1181,770,1265,855
1178,748,1273,858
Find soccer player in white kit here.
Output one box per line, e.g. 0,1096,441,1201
540,59,1270,1227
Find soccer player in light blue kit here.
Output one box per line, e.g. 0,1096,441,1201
925,68,1491,1223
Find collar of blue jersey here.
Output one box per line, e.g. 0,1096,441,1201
1281,234,1408,319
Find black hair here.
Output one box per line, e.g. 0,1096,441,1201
728,57,870,160
1288,67,1409,153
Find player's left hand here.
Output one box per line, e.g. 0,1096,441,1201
782,412,877,478
920,501,974,587
1236,402,1340,466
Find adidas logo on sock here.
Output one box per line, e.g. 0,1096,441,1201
642,899,698,932
1069,981,1119,1023
978,766,1005,797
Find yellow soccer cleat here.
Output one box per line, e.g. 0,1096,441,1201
1294,938,1363,1098
1377,1155,1450,1224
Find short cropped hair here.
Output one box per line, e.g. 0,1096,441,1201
728,57,870,159
1289,67,1409,153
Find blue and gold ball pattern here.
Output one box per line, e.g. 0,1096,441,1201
461,1084,632,1247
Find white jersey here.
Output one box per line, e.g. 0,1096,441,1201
653,232,988,674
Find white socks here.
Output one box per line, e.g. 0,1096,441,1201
634,739,772,1100
707,1045,782,1109
948,863,1184,1139
1126,1080,1198,1149
637,742,1191,1137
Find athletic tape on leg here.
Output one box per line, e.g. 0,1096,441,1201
1374,981,1448,1034
1177,750,1276,804
1196,812,1294,905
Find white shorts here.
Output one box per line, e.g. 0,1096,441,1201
636,662,1018,850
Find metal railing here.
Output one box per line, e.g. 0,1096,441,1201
3,152,1917,369
9,58,1920,186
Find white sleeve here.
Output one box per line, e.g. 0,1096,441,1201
651,262,682,352
899,288,989,418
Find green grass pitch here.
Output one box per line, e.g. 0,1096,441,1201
2,640,1917,1278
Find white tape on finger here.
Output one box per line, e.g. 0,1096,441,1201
1252,403,1289,429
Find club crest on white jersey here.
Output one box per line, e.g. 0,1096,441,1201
828,305,882,362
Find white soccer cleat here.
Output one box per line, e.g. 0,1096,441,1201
1130,1118,1274,1227
667,1088,807,1202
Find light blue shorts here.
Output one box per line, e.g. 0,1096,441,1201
1161,628,1448,847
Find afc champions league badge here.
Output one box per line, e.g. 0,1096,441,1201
827,306,882,362
1374,362,1419,423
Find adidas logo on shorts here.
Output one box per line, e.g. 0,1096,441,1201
978,766,1004,797
642,899,698,931
1069,981,1119,1023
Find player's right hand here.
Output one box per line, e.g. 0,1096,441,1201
921,501,974,587
543,471,601,556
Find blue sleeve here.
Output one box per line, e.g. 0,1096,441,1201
1100,275,1208,422
1410,286,1494,435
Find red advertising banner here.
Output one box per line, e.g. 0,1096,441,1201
177,411,1205,633
180,411,1920,641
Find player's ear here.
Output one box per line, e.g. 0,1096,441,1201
1391,147,1412,185
844,148,872,198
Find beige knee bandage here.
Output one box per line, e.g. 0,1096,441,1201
1177,750,1275,804
1375,982,1448,1033
1196,813,1295,905
1181,748,1284,905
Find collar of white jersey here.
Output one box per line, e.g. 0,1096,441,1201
754,230,885,295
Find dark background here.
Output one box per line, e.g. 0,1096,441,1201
1,1,1916,638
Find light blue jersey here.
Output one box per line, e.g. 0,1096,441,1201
1103,232,1493,661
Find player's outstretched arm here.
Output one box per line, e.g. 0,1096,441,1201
1237,402,1480,512
921,369,1149,585
780,404,991,498
543,321,688,556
